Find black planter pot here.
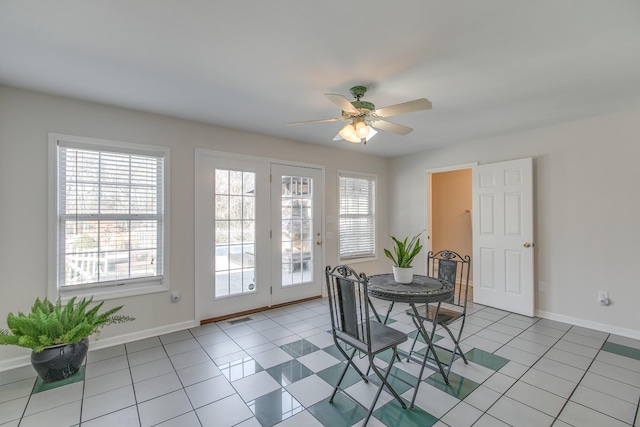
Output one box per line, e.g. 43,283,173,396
30,338,89,382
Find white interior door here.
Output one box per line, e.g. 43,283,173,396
472,158,535,316
270,164,323,305
195,152,271,320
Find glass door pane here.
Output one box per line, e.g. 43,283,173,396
281,175,313,286
271,164,322,306
214,169,256,297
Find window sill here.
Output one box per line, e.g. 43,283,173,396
339,255,378,265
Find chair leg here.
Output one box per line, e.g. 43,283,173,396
406,316,422,360
364,347,406,425
409,305,449,410
411,314,439,364
330,347,362,402
382,302,394,324
441,324,468,366
452,319,469,363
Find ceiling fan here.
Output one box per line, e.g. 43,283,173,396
288,85,432,144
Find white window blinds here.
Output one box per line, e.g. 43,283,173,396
57,141,165,290
339,173,376,259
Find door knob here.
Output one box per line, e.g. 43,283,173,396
523,242,533,248
316,240,323,246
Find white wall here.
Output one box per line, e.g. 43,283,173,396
390,107,640,337
0,86,391,369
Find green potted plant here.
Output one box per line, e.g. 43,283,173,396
0,296,134,382
384,231,424,284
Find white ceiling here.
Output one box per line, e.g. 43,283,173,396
2,1,640,158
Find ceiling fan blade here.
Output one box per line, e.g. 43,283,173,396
374,98,432,118
287,117,347,125
371,119,413,136
325,93,359,114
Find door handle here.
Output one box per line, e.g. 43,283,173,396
316,240,323,246
523,242,534,248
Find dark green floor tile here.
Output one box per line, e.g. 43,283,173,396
602,342,640,361
373,398,438,427
266,359,313,386
367,365,418,395
375,348,397,363
308,392,367,427
414,345,457,366
407,330,444,344
217,356,263,381
280,339,320,358
465,348,509,371
33,365,85,394
424,371,480,400
247,388,303,427
408,330,426,343
317,362,364,390
323,344,348,360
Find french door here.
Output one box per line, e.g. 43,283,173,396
195,151,323,321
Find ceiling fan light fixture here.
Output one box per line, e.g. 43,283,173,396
355,121,369,138
339,123,358,141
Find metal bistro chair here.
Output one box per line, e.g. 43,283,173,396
325,265,408,426
405,250,471,378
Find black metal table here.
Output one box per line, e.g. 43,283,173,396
367,274,455,408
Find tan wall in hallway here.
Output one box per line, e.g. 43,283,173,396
430,170,472,276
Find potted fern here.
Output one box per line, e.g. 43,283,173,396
384,231,424,284
0,296,133,382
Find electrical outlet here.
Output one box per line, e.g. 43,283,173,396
538,281,546,292
598,291,609,306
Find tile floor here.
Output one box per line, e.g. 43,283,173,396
1,297,639,427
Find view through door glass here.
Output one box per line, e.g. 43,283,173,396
281,175,313,286
214,168,256,297
272,164,323,305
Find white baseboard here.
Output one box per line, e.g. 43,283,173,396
535,309,640,341
0,355,33,373
88,320,198,351
0,320,198,373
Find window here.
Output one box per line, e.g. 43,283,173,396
339,172,376,260
49,134,169,300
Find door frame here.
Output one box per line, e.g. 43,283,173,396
194,149,325,323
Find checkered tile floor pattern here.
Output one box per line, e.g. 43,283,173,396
1,297,639,426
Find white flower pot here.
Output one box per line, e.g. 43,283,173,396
392,266,414,284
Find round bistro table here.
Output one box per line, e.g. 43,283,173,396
367,274,455,408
